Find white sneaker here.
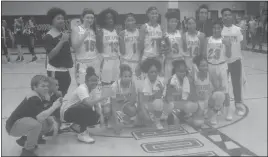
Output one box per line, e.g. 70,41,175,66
210,114,218,125
226,106,233,121
155,121,164,130
77,130,95,144
236,103,246,116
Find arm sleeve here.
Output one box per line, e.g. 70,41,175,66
76,86,90,101
111,81,118,98
182,77,190,100
43,34,54,55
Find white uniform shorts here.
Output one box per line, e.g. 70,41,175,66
208,63,229,93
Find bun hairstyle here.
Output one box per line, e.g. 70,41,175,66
171,59,188,75
119,64,132,77
186,17,196,24
85,67,97,81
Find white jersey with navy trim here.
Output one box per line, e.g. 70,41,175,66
76,26,97,60
102,29,119,57
143,23,162,60
122,29,139,61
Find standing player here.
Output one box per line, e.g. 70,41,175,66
72,8,102,86
221,8,246,116
164,10,183,81
182,17,206,75
138,6,163,65
96,8,120,84
207,20,232,120
119,13,140,77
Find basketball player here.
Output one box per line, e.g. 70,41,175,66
72,8,102,86
182,17,206,76
206,20,232,121
96,8,120,84
119,13,140,77
138,6,163,67
164,10,184,81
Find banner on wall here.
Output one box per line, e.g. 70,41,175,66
2,14,157,47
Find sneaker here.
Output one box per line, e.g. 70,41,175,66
31,55,38,62
209,114,218,125
226,106,233,121
16,136,45,147
155,121,164,130
20,148,37,156
236,103,246,116
16,56,20,61
6,56,10,62
21,56,24,61
77,130,95,144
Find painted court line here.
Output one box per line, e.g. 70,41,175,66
132,126,189,140
173,151,218,156
141,138,203,153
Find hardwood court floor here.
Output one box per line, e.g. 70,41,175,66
1,49,267,156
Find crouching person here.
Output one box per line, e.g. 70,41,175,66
5,75,62,156
164,59,198,126
110,64,138,133
139,58,166,130
60,67,111,144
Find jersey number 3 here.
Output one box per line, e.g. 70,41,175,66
84,40,96,52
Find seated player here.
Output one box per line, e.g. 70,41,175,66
206,20,232,121
5,75,62,156
60,67,111,144
109,64,138,133
139,58,166,130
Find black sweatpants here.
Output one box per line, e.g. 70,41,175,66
64,104,100,132
47,71,71,97
1,38,8,56
27,35,36,56
228,59,242,104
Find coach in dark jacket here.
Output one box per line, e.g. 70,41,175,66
196,4,213,37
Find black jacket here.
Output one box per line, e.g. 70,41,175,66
196,19,213,37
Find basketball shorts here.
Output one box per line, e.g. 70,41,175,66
75,58,102,85
120,58,139,76
101,56,120,83
208,63,228,93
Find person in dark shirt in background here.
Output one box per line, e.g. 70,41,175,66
196,4,213,38
5,75,63,156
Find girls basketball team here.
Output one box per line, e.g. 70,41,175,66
66,6,246,133
6,6,247,155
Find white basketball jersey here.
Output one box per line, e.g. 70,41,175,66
122,29,139,60
143,23,162,59
76,26,97,60
194,72,211,100
185,31,200,58
166,30,182,59
207,37,226,64
102,29,119,57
